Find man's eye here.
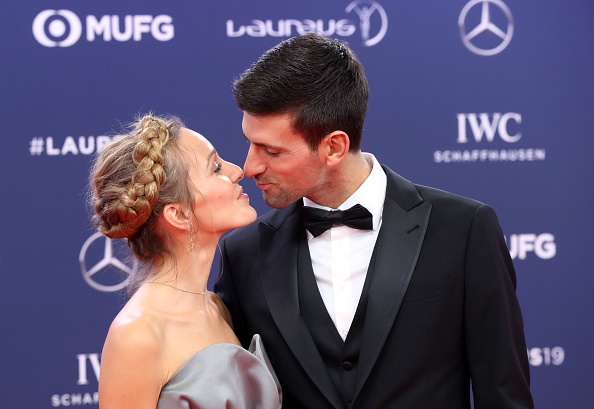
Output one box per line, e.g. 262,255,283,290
264,149,280,157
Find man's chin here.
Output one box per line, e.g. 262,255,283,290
262,192,293,209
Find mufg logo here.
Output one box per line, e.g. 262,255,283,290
32,9,174,47
227,1,388,47
508,233,556,260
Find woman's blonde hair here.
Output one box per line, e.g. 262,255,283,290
89,113,195,293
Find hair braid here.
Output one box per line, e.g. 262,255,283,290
93,115,171,239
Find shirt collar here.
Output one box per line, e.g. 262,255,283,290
303,153,386,230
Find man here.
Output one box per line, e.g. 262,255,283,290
215,33,533,409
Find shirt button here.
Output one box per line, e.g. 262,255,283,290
342,361,353,370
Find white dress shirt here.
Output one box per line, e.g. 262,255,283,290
303,153,386,340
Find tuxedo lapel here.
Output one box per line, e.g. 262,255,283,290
258,204,344,409
353,168,432,400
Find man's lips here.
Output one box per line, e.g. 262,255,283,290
254,180,272,190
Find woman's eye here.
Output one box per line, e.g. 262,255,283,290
214,162,222,173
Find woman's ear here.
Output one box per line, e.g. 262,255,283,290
162,204,190,231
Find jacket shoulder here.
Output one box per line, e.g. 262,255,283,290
223,202,300,243
382,164,485,213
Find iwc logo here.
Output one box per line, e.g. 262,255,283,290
458,0,513,56
79,232,135,292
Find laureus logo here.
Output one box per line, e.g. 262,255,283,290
226,1,388,47
345,1,388,47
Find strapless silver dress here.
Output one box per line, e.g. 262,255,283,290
157,334,282,409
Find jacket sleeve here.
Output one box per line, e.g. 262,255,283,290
463,204,534,409
214,235,252,348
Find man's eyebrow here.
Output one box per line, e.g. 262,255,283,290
244,137,282,150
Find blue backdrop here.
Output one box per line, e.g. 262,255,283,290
1,1,592,407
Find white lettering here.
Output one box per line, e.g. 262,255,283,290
46,137,61,155
226,20,245,37
86,15,111,41
96,136,112,152
315,19,336,36
35,11,173,47
246,20,266,37
83,393,95,404
456,113,467,143
78,136,95,155
468,113,500,143
133,15,152,41
38,136,112,156
528,347,565,366
61,136,79,155
51,392,99,407
514,234,535,260
457,112,522,143
71,394,82,405
534,233,556,259
264,20,284,36
152,15,174,41
86,14,173,42
226,18,356,38
433,149,546,163
498,112,522,142
77,353,101,385
508,233,556,260
335,19,356,36
111,16,133,41
286,19,312,36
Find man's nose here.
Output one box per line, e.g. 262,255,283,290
243,145,263,178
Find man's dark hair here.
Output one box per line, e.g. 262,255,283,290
232,33,369,152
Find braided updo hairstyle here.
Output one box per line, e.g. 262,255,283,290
89,114,194,292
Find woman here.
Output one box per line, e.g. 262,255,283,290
89,114,281,409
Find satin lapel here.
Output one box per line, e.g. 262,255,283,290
259,207,344,409
353,196,432,398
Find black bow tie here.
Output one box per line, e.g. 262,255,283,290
301,204,373,238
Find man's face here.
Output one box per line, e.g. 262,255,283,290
242,112,326,209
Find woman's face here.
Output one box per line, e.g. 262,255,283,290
179,127,256,234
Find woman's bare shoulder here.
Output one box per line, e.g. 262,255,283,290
208,292,233,328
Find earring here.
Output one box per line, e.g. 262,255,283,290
187,233,195,253
186,220,195,253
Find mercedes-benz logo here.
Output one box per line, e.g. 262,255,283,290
345,1,388,47
79,232,135,292
458,0,514,56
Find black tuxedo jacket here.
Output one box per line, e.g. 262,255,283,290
215,165,534,409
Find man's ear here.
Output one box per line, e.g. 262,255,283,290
319,130,350,166
162,204,190,231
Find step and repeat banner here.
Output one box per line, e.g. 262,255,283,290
1,1,592,407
